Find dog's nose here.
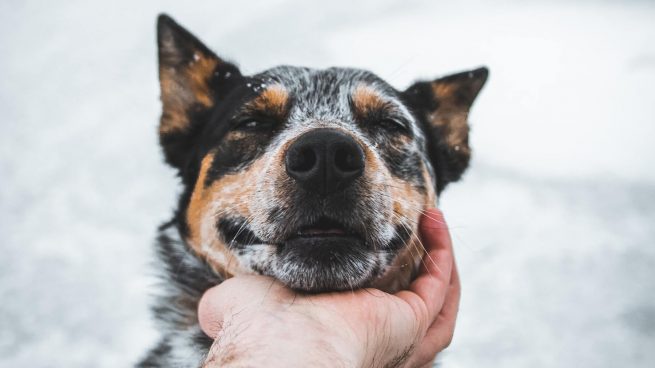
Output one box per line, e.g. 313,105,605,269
285,128,365,195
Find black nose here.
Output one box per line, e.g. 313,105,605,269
285,128,365,195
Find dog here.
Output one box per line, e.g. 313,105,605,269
138,14,488,367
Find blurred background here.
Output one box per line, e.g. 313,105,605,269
1,0,654,366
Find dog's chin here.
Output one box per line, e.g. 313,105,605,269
270,235,378,292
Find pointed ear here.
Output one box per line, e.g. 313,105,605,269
157,14,241,170
404,67,488,193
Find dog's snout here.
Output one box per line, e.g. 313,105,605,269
285,128,365,195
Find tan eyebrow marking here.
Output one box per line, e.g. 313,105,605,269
351,84,390,118
351,84,413,143
244,84,290,119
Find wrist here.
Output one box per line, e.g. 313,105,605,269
203,305,362,368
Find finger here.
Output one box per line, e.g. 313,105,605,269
417,208,453,273
198,275,289,338
404,209,454,323
412,261,461,364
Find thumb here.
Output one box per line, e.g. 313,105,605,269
197,275,291,338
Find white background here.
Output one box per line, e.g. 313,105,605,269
1,0,654,366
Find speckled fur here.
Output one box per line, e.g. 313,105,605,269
138,14,487,367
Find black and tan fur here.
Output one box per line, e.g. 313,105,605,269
138,14,488,367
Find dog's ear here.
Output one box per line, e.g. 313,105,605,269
404,67,488,193
157,14,241,170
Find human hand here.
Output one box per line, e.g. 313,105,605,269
198,209,460,367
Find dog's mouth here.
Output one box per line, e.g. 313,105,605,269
274,216,373,292
292,217,362,240
219,214,379,291
218,215,366,247
281,216,366,254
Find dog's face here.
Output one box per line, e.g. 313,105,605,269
156,15,487,292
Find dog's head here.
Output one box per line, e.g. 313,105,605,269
156,15,487,292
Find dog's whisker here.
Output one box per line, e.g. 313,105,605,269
389,212,421,268
392,212,431,276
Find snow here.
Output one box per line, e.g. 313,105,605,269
1,0,654,367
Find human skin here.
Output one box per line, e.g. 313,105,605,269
198,209,460,368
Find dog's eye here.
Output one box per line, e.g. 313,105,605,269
234,119,275,131
379,118,409,133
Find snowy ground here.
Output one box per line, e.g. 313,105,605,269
1,0,654,367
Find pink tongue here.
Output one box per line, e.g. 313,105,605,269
302,228,346,236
